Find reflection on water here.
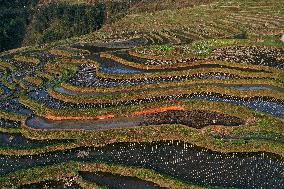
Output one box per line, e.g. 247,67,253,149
0,141,283,189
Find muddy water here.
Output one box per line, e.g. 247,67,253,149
0,141,283,189
26,110,243,130
26,116,143,130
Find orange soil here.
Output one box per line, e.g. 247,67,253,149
96,115,115,119
45,103,184,120
131,105,185,116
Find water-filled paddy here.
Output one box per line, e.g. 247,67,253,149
73,38,147,54
194,95,284,119
212,46,284,69
92,54,143,74
68,65,242,88
26,116,143,130
55,83,281,97
80,171,167,189
27,86,284,119
0,98,32,116
0,141,283,189
0,119,20,129
226,85,273,91
0,2,284,188
0,83,10,98
0,132,73,149
26,110,244,130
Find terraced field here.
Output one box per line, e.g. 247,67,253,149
0,0,284,188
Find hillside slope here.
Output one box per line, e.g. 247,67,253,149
0,0,215,52
101,0,284,38
0,0,284,188
0,0,39,52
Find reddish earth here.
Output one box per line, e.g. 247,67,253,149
131,106,185,116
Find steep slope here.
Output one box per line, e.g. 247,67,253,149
0,0,39,52
24,0,216,46
0,0,216,52
22,2,106,45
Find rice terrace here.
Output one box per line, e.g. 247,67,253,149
0,0,284,188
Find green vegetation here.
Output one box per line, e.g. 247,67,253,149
0,0,38,52
25,2,105,45
191,39,237,57
0,162,213,189
0,0,284,188
14,55,40,66
102,0,284,39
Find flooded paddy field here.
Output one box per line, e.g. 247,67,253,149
0,141,283,189
26,109,244,130
26,85,284,119
0,1,284,188
79,171,168,189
